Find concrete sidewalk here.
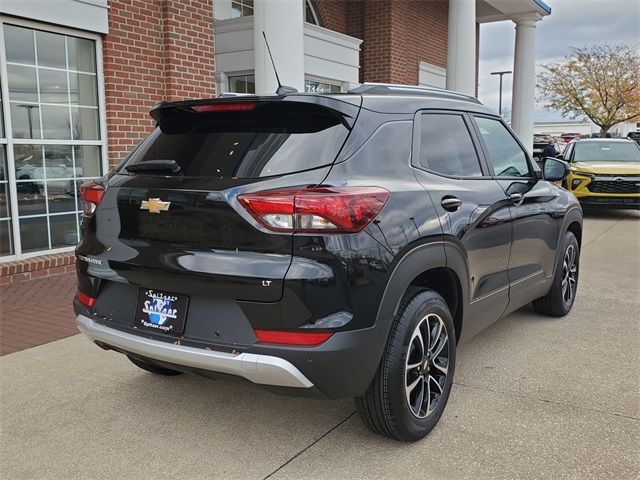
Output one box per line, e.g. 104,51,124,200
1,209,639,479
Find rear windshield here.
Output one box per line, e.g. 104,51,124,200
122,102,350,178
573,141,640,162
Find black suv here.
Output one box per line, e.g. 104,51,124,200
74,84,582,441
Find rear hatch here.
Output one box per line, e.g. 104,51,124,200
79,96,360,304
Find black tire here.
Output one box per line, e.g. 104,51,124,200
532,231,579,317
127,355,183,376
355,288,456,442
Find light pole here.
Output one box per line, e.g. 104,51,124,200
490,70,512,116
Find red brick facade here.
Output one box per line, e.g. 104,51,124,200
103,0,215,168
0,253,76,285
315,0,451,85
313,0,349,34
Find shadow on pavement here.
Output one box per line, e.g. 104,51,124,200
581,206,640,220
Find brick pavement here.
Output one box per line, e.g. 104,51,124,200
0,273,78,356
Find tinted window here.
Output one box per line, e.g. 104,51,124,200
475,117,531,178
125,104,349,178
420,114,482,177
573,141,640,162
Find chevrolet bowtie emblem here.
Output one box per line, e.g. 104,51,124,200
140,198,171,213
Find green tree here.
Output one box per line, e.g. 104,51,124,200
538,45,640,134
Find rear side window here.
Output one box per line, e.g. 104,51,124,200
475,117,531,178
124,103,349,178
419,114,483,177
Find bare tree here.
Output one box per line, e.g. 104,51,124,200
538,45,640,135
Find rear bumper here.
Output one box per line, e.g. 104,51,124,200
76,313,390,398
76,315,313,389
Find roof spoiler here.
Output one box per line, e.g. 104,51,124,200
150,95,362,129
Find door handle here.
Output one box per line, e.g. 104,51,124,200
509,192,524,205
441,196,462,212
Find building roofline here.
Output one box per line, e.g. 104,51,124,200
532,0,552,15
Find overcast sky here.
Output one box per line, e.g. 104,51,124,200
478,0,640,122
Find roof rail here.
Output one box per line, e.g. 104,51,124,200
347,83,482,104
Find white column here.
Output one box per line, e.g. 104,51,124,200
446,0,476,96
510,13,541,153
253,0,304,95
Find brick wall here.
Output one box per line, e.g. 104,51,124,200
103,0,215,168
313,0,348,33
315,0,449,86
0,253,76,285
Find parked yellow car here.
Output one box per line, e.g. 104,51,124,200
559,138,640,209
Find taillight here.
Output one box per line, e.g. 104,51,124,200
237,187,390,233
77,291,96,307
255,329,333,346
80,180,105,217
191,102,256,113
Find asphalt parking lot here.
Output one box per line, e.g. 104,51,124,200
1,209,639,480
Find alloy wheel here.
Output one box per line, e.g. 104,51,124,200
561,244,578,304
404,313,449,418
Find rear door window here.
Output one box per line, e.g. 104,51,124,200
123,103,350,178
419,113,483,177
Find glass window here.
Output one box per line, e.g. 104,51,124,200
0,218,12,256
19,216,48,253
39,69,69,104
71,107,100,140
231,0,254,18
46,180,77,213
74,145,102,177
67,37,96,73
41,105,71,139
305,79,341,93
125,103,349,178
228,74,255,94
0,83,3,138
35,31,67,69
69,73,98,106
7,65,38,102
4,25,35,65
573,141,640,162
1,23,104,257
9,103,41,139
44,145,74,179
475,117,531,178
0,146,13,256
419,114,482,177
50,213,78,248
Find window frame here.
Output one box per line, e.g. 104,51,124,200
304,75,343,94
469,113,536,180
0,16,108,261
305,0,321,25
411,110,493,179
230,0,254,18
227,73,255,94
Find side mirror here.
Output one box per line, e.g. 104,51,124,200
543,157,569,181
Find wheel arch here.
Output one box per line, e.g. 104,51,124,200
550,205,583,279
567,219,582,247
376,240,470,345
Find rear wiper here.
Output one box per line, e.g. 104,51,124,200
125,159,182,174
